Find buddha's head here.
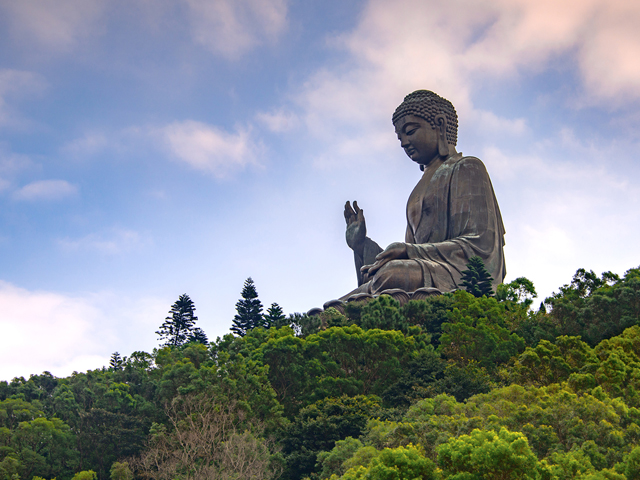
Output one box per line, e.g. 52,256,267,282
392,90,458,169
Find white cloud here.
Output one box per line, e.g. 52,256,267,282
0,0,105,52
481,139,640,302
13,179,78,201
62,132,109,157
0,281,167,381
0,282,104,381
578,0,640,103
288,0,640,158
184,0,288,58
161,120,261,178
58,229,144,254
470,110,528,137
255,109,298,133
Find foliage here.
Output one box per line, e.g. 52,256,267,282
254,325,430,416
156,294,202,347
0,398,76,480
508,335,597,387
109,352,124,371
264,302,287,329
545,267,640,345
496,277,537,309
131,394,278,480
279,396,384,480
188,327,209,345
437,427,540,480
317,437,363,479
339,444,437,480
231,277,265,336
72,471,97,480
458,256,494,297
359,296,409,332
399,294,455,346
439,290,525,369
6,263,640,480
109,462,133,480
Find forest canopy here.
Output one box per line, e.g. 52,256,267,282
1,266,639,480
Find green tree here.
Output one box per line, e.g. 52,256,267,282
188,327,209,345
264,303,286,329
231,278,264,336
437,427,541,480
316,437,363,479
458,256,495,297
109,462,133,480
109,352,124,370
280,395,384,480
438,291,525,369
399,294,456,346
0,398,77,480
359,295,408,332
340,444,437,480
72,471,97,480
544,267,640,345
156,294,201,347
496,277,537,308
508,336,596,387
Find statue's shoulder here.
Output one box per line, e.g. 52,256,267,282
448,155,489,175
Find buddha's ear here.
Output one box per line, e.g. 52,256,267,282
434,114,449,157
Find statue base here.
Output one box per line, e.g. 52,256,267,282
308,287,444,315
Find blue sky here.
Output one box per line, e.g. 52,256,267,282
1,0,639,380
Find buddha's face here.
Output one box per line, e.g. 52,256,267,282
394,114,438,166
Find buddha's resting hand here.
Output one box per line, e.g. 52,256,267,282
344,200,366,252
361,242,409,278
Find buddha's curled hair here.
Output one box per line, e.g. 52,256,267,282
392,90,458,146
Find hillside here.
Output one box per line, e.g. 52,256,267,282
1,266,639,480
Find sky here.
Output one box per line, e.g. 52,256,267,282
1,0,639,381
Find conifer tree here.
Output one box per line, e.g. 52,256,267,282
458,256,494,297
188,327,209,345
231,277,264,336
264,302,286,329
157,293,200,347
109,352,123,370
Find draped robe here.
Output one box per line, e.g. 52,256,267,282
351,152,506,296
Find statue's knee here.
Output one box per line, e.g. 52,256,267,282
371,260,422,293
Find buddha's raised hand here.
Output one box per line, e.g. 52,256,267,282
344,200,366,252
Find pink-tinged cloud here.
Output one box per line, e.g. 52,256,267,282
0,0,105,52
184,0,288,58
161,120,261,178
294,0,640,148
0,281,169,381
14,179,78,201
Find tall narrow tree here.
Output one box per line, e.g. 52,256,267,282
458,256,494,297
109,352,124,370
264,302,286,329
157,294,200,347
231,278,264,336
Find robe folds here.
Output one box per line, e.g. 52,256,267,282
403,153,506,292
355,152,506,296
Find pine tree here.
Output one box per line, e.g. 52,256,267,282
264,302,286,329
188,327,209,345
109,352,124,370
231,277,264,336
157,293,200,347
458,256,494,297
